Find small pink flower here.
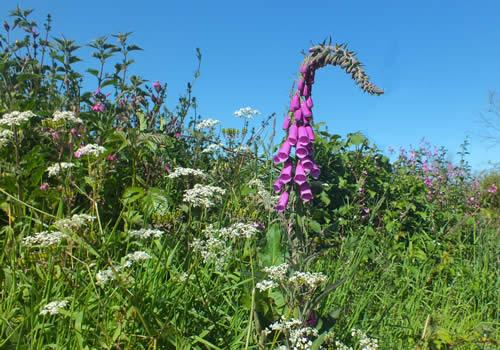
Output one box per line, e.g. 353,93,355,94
70,128,79,137
153,81,162,92
487,183,498,194
74,150,82,159
174,132,181,139
106,153,117,162
51,131,60,141
39,183,49,191
91,102,105,112
164,163,171,174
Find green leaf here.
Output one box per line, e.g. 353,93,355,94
259,223,283,266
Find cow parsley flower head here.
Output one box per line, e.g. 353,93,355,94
351,329,379,350
167,167,208,179
52,111,82,124
0,111,36,126
55,214,95,232
46,162,75,177
40,300,68,316
0,129,13,147
289,271,327,291
22,231,66,247
202,143,222,154
128,228,164,239
74,144,106,158
183,184,225,208
256,279,277,292
192,231,230,270
233,107,260,119
265,317,319,350
263,263,289,282
196,118,220,130
219,222,259,239
122,250,152,267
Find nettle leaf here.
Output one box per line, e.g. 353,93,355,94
308,219,322,233
348,132,366,146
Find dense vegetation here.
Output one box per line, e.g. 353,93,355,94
0,8,498,350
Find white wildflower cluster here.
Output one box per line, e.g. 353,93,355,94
233,106,261,119
334,341,353,350
351,329,379,350
0,129,13,147
167,167,208,180
183,184,225,208
96,250,152,287
0,111,36,127
22,231,66,248
219,222,259,239
248,178,279,211
257,263,289,292
192,226,230,270
266,317,319,350
196,118,220,130
173,272,195,283
40,300,68,316
289,271,327,291
128,228,163,239
202,143,222,154
52,111,82,124
75,143,106,158
55,213,95,232
46,162,75,177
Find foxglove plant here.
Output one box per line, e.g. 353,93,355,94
274,42,383,212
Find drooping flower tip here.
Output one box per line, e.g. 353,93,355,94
282,115,291,130
275,191,289,213
91,102,105,113
290,94,301,111
152,81,162,92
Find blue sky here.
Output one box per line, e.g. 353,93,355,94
2,0,500,170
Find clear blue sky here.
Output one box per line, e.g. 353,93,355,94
2,0,500,170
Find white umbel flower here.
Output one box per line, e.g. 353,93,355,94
256,279,277,292
233,107,260,119
183,184,225,208
263,263,289,282
0,111,36,126
52,111,82,124
219,222,259,239
289,271,327,290
55,213,95,231
40,300,68,316
196,118,220,130
167,167,207,179
74,144,105,158
202,143,222,154
46,162,75,177
0,129,13,147
128,228,164,239
22,231,66,247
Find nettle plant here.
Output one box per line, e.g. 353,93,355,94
255,41,383,349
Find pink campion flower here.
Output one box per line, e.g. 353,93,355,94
51,131,60,141
39,183,49,191
175,132,181,139
92,102,105,112
70,128,79,137
153,81,162,92
424,177,433,188
74,150,83,159
275,191,289,212
106,153,117,162
487,183,498,194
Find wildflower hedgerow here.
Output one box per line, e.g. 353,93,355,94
0,7,497,349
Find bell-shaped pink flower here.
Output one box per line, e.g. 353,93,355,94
294,108,303,123
282,115,290,130
273,179,284,193
299,182,313,202
288,124,298,145
305,125,315,141
273,155,282,165
300,158,313,173
300,64,309,75
298,79,305,95
294,162,307,185
296,145,308,159
275,191,289,212
276,140,292,163
279,160,293,183
290,93,301,111
298,126,309,146
301,102,312,118
303,83,312,97
311,163,320,179
306,96,314,108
